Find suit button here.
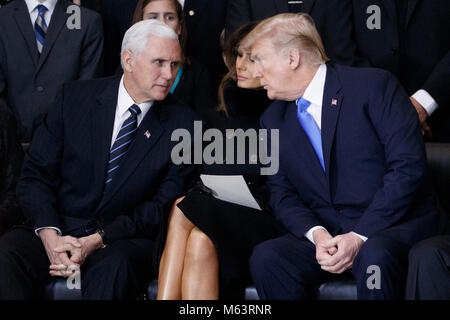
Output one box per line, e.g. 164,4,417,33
36,86,44,92
188,10,195,16
391,48,397,55
334,205,343,212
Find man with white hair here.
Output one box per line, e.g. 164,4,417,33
244,13,439,299
0,19,197,299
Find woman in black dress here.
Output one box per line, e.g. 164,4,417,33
133,0,216,117
157,23,285,300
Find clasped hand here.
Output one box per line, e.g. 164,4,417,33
39,229,103,278
313,229,364,274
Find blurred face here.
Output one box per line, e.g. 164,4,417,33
250,37,291,100
143,0,181,35
235,47,261,89
123,35,181,102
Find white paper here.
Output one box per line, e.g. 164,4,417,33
200,175,262,211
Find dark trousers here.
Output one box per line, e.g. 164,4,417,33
0,227,155,299
249,233,411,300
405,235,450,300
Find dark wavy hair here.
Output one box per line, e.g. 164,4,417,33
132,0,188,60
217,22,259,114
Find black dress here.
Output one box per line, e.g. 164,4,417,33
176,80,285,298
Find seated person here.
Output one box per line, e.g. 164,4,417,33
242,13,439,300
0,111,24,236
157,22,285,300
0,20,196,299
133,0,216,117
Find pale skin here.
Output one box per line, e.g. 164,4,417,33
250,37,365,273
157,48,262,300
43,34,181,277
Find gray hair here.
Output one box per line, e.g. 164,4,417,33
121,19,179,68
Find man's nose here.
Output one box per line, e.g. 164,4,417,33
253,66,262,79
162,64,173,80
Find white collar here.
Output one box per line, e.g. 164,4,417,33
25,0,57,13
302,63,327,107
117,76,153,118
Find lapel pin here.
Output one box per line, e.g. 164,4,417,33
331,99,338,106
144,130,151,139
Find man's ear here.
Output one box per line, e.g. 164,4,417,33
122,50,135,73
288,48,301,70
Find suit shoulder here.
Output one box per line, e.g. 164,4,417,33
260,100,287,128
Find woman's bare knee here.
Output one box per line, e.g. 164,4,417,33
185,228,217,264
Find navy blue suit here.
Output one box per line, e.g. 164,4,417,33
0,76,197,299
250,63,439,299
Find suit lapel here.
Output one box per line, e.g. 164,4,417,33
274,0,289,12
96,101,166,213
284,101,327,178
35,0,67,75
184,0,208,28
379,0,397,23
301,0,316,14
91,77,121,206
406,0,420,28
12,1,39,66
321,64,343,183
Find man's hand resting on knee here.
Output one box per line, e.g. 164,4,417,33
318,232,364,274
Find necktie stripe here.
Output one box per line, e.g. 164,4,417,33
34,5,48,53
103,104,142,193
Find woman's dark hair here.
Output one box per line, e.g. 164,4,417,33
217,22,259,114
132,0,188,60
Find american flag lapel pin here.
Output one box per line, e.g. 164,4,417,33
331,98,338,106
144,130,151,139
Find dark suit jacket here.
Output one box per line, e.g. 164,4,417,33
184,0,227,86
225,0,359,66
261,63,439,246
16,76,197,244
0,0,104,142
351,0,450,142
0,110,24,235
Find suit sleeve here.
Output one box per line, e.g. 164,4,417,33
422,51,450,108
225,0,251,40
16,86,66,231
78,11,104,79
261,118,326,240
0,115,24,234
353,72,427,237
0,24,8,112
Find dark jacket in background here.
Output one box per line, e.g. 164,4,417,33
0,111,24,235
0,0,104,142
226,0,360,66
184,0,227,87
351,0,450,142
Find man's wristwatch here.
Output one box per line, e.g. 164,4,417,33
96,229,107,248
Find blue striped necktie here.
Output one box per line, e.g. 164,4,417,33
104,104,142,192
34,5,48,54
296,97,325,171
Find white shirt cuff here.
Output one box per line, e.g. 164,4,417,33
351,231,368,242
305,226,327,244
35,227,62,237
412,89,439,116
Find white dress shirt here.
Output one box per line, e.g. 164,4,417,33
178,0,185,9
35,76,153,237
412,89,439,116
25,0,57,26
297,64,368,244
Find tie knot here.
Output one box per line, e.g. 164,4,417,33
128,104,142,117
37,5,48,15
297,97,311,113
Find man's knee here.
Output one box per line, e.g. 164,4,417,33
408,236,447,265
353,237,400,272
249,240,281,278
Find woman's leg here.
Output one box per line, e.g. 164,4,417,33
157,196,195,300
181,227,219,300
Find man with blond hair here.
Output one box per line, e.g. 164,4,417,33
245,13,438,300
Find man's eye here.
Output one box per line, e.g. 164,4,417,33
154,60,163,65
